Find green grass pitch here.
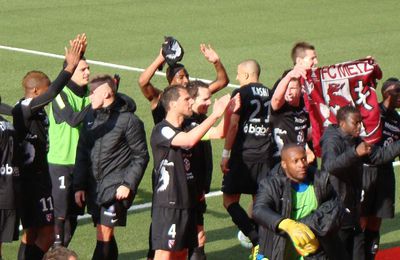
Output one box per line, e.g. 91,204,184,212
1,0,400,259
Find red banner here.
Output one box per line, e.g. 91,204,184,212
302,58,382,156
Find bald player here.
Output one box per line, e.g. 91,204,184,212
220,59,273,258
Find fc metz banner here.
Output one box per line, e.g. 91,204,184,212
302,58,383,156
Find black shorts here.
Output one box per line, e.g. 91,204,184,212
361,164,395,218
91,200,128,228
151,207,197,251
0,209,19,242
20,173,54,229
222,158,270,194
49,164,84,218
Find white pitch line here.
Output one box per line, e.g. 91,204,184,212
77,190,222,220
0,44,239,88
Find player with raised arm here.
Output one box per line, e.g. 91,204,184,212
12,36,83,260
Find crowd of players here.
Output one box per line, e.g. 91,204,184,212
0,34,399,260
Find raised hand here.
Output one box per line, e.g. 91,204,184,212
212,94,231,118
228,93,241,113
64,36,83,73
200,44,220,64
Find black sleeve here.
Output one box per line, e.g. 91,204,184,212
368,140,400,165
52,92,90,127
28,70,72,114
122,115,150,194
299,197,345,237
253,178,285,233
0,103,13,116
320,136,361,177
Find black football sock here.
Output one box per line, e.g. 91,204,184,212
63,216,78,247
25,244,44,260
227,202,258,246
93,241,110,260
54,218,64,247
189,246,206,260
18,242,26,260
109,236,118,259
364,229,380,260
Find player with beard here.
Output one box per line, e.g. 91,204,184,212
270,70,312,165
0,97,20,259
47,34,90,248
320,105,400,259
360,78,400,259
138,41,229,125
12,37,83,260
220,59,273,259
183,81,239,259
150,85,229,260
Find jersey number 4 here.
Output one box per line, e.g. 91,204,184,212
168,224,176,239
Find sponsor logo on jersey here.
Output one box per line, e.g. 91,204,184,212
0,164,19,176
243,123,268,136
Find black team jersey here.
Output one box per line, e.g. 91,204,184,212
183,113,213,195
12,70,72,178
0,116,20,209
231,83,273,162
151,101,166,125
377,102,400,167
151,120,196,209
270,99,310,156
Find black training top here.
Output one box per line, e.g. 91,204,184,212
151,120,196,209
231,83,273,162
270,99,310,156
0,116,20,209
12,70,72,177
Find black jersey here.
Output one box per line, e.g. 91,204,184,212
231,83,273,162
13,98,50,177
12,70,72,177
151,120,196,209
151,101,166,125
183,113,213,194
270,99,310,156
376,102,400,168
0,116,19,209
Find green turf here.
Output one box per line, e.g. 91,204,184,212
1,0,400,259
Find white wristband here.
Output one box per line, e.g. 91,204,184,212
222,149,231,158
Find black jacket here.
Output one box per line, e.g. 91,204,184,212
320,124,400,227
253,165,347,260
73,94,149,210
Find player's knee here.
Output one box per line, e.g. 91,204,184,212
198,230,206,246
96,225,114,241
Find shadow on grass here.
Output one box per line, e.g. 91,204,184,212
379,212,400,249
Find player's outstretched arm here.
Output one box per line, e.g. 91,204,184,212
29,35,84,113
271,65,306,111
200,44,229,94
171,94,230,148
137,49,164,107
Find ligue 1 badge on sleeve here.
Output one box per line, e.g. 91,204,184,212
168,239,175,249
46,213,53,222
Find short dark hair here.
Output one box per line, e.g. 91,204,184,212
336,105,360,123
22,71,51,90
381,77,400,96
89,74,117,93
43,246,77,260
160,85,186,111
63,56,86,69
291,42,315,64
166,63,188,84
186,80,209,98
